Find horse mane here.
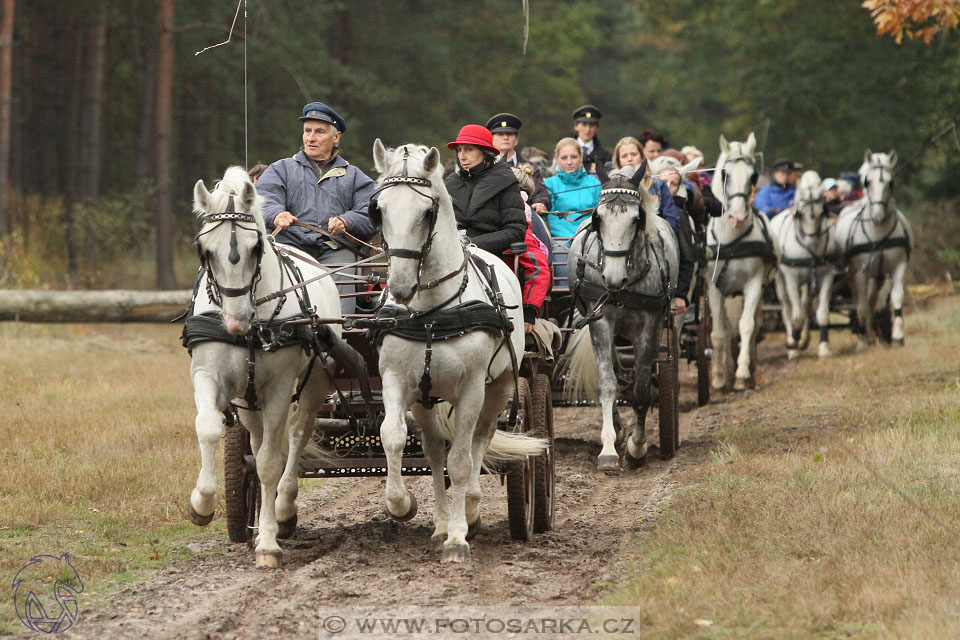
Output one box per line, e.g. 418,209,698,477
195,166,267,236
604,168,659,241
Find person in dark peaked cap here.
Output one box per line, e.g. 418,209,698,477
486,112,553,258
256,101,376,312
571,104,612,176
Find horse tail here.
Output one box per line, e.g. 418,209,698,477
557,326,599,402
432,403,547,463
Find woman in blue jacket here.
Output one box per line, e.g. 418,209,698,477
544,138,601,282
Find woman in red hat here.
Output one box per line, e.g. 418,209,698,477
444,124,543,333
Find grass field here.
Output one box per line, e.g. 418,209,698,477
608,295,960,639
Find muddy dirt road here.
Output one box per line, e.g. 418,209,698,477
49,351,790,640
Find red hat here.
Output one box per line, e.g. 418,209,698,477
447,124,500,156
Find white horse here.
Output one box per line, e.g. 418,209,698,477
559,165,679,471
707,133,779,390
187,167,343,567
769,170,841,359
369,141,546,563
836,150,913,347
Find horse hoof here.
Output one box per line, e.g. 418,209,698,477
597,454,620,472
733,377,753,391
622,449,646,470
188,502,214,527
386,491,418,522
893,338,904,347
255,550,282,569
466,517,481,541
431,532,448,550
277,513,297,539
441,543,471,563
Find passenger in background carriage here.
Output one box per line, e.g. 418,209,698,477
486,113,553,261
822,177,845,219
840,171,864,205
637,128,669,162
511,165,551,334
247,163,268,183
755,158,800,218
611,136,680,234
571,104,613,175
544,138,602,282
256,102,377,313
681,145,708,185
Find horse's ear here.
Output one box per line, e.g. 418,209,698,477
193,179,210,213
719,135,729,154
863,149,873,164
682,157,702,174
240,178,256,211
372,138,389,174
423,147,441,174
629,158,648,189
888,150,898,168
745,132,757,155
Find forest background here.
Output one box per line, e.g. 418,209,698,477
0,0,957,289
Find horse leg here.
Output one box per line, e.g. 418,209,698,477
413,404,450,549
798,281,811,351
624,327,658,469
252,387,294,568
734,277,763,390
442,377,486,563
465,373,513,542
775,271,797,353
816,271,835,358
381,372,417,522
189,372,227,526
708,284,732,390
590,318,621,471
780,271,804,359
889,256,908,345
275,368,331,539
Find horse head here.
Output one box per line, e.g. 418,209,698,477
593,160,660,290
793,170,826,233
371,139,453,305
859,149,897,223
716,132,758,228
193,166,265,334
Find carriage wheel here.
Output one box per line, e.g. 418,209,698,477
697,297,712,407
530,374,556,533
506,377,536,542
225,420,259,543
658,325,680,459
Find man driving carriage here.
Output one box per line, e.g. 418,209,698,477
256,101,378,313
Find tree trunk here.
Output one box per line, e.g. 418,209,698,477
154,0,175,288
77,5,106,203
134,0,156,192
63,21,83,274
0,0,15,237
0,289,192,322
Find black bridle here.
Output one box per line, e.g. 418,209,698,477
195,194,265,307
719,155,759,208
591,184,651,277
863,163,895,220
369,147,466,295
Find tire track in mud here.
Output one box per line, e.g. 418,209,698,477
45,354,788,640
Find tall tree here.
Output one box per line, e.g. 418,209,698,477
154,0,175,288
0,0,14,237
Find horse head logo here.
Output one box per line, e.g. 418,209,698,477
12,553,84,634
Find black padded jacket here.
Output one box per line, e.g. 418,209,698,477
444,160,527,255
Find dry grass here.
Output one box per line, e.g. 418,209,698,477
0,323,210,631
608,296,960,638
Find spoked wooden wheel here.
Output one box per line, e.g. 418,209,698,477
224,420,259,543
530,374,555,533
697,296,712,407
506,377,536,541
657,324,680,459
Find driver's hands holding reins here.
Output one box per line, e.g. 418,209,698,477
671,297,687,316
273,211,297,230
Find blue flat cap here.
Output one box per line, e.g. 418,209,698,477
299,102,346,132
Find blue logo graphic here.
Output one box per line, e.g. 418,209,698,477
11,553,84,634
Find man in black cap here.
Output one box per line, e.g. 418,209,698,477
755,158,801,218
485,112,551,213
572,104,612,175
257,101,377,312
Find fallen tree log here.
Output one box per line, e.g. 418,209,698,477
0,290,193,322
